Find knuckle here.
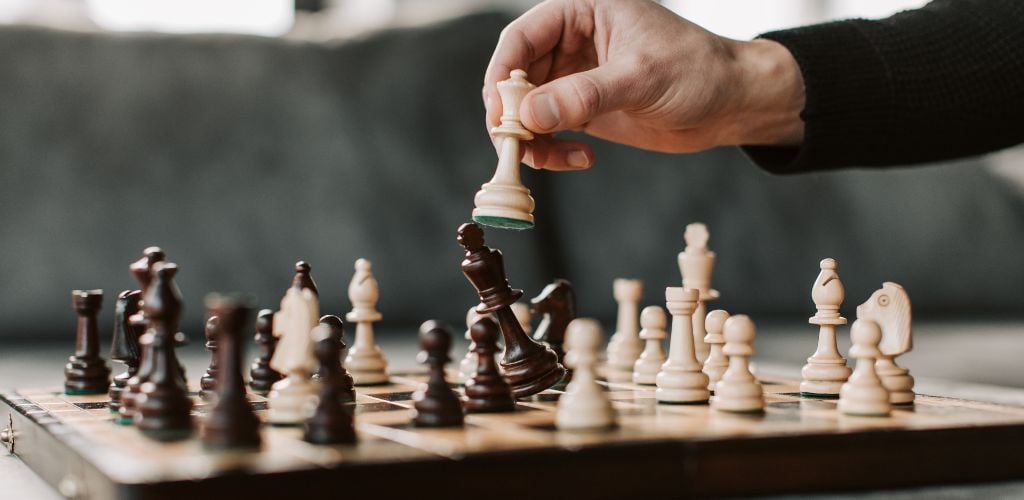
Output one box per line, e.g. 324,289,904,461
568,74,604,116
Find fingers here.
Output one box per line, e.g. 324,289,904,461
520,63,638,135
483,1,569,129
522,135,594,171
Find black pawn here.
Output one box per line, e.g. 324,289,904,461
136,262,193,441
314,315,355,403
202,295,261,450
109,290,142,412
291,261,319,296
199,316,220,400
250,309,282,395
412,321,463,427
463,318,516,413
65,289,111,395
304,323,357,444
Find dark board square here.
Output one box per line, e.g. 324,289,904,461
249,402,269,411
73,402,110,410
372,391,414,402
356,402,406,414
529,393,561,402
760,380,781,385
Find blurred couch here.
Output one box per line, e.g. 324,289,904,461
1,12,1022,340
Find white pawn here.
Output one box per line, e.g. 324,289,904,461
606,279,643,371
632,306,667,385
702,310,730,392
712,315,764,413
268,287,320,425
344,258,389,385
458,306,489,384
556,318,616,431
838,319,891,416
656,288,709,404
801,258,852,397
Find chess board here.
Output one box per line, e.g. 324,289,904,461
4,370,1024,499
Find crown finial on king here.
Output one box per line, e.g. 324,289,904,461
472,69,537,231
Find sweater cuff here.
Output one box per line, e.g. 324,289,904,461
742,20,893,174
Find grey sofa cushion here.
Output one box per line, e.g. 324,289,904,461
0,12,1021,339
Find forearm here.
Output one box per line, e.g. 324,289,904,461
741,0,1024,174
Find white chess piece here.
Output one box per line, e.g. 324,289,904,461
606,279,643,371
510,302,532,335
702,309,730,392
556,318,616,431
838,319,891,416
800,258,852,397
656,288,710,404
472,69,536,230
712,314,764,413
268,287,320,425
858,282,915,404
633,306,667,385
678,223,719,364
344,258,389,385
459,306,489,384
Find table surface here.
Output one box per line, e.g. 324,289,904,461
2,320,1023,499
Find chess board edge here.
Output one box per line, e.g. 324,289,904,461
6,388,1024,499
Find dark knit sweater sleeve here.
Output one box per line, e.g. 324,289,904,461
742,0,1024,174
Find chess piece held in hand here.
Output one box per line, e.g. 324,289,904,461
473,69,537,230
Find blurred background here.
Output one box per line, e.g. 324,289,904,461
0,0,1022,385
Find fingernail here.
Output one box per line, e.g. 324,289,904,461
567,149,589,168
531,93,560,130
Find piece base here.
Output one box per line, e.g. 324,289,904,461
472,215,534,231
801,392,841,399
64,387,108,396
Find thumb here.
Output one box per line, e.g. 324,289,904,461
520,64,636,134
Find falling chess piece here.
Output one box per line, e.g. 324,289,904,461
712,315,765,413
65,290,111,395
458,306,489,384
458,222,565,398
801,258,852,397
556,319,616,431
656,288,710,404
463,317,516,413
530,279,575,365
472,69,537,230
199,316,220,400
413,321,464,427
606,279,643,372
268,287,320,426
678,223,719,364
202,294,261,450
633,306,668,385
304,322,357,444
136,263,193,440
250,309,283,395
702,310,730,392
344,259,390,385
315,315,355,403
838,319,892,416
291,260,319,296
858,282,915,405
119,247,167,425
109,290,142,412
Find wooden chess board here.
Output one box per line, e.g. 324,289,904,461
4,370,1024,499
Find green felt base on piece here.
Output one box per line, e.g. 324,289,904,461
64,388,107,396
801,392,840,399
472,215,534,231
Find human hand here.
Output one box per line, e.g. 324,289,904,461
483,0,805,170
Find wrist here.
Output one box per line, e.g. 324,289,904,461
722,38,805,146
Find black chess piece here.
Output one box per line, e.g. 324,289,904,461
136,262,193,441
250,309,283,395
530,279,576,365
109,290,142,412
120,246,167,424
314,315,355,403
199,316,220,400
463,317,516,413
413,321,464,427
457,222,565,398
304,322,357,444
65,290,111,395
291,260,319,296
202,294,261,450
